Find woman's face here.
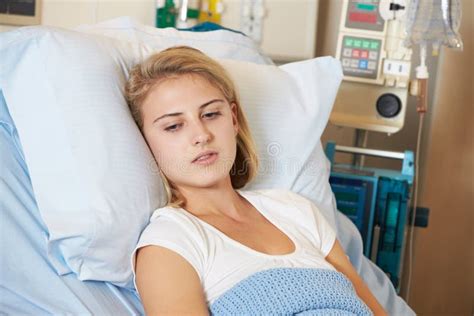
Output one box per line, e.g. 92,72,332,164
141,74,239,190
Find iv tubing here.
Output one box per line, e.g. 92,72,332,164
405,44,429,303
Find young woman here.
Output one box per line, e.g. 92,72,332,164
125,46,387,316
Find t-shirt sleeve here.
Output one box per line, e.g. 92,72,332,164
130,210,207,292
307,198,337,257
285,190,337,257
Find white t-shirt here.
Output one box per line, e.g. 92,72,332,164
131,188,338,305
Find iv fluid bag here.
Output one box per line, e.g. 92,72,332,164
404,0,463,53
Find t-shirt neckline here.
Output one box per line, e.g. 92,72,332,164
177,189,300,259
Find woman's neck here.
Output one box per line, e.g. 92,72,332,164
178,181,248,222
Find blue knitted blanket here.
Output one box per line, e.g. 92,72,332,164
209,268,373,315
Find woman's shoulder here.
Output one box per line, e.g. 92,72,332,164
149,205,185,221
141,205,207,239
137,206,209,255
134,206,208,282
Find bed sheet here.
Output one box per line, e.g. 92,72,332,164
0,91,144,315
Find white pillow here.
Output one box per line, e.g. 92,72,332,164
0,25,342,288
74,15,274,65
0,27,165,288
221,58,342,228
74,17,341,229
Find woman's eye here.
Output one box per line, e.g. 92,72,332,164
164,123,182,132
203,111,221,119
164,112,220,132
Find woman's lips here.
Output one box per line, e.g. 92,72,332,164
192,153,218,165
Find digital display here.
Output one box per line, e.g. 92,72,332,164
345,0,384,32
357,3,377,11
349,12,377,24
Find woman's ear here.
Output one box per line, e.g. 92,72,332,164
230,102,239,136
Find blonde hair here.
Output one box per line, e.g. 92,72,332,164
124,46,259,208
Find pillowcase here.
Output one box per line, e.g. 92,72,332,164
0,27,165,288
0,24,342,288
74,15,274,65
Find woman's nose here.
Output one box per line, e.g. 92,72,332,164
192,121,212,146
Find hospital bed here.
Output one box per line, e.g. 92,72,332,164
0,17,415,315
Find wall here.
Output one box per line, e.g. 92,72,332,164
0,0,155,32
317,0,473,314
0,0,319,62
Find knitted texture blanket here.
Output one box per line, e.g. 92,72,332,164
209,268,373,315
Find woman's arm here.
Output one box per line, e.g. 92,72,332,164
135,245,210,316
325,239,388,316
